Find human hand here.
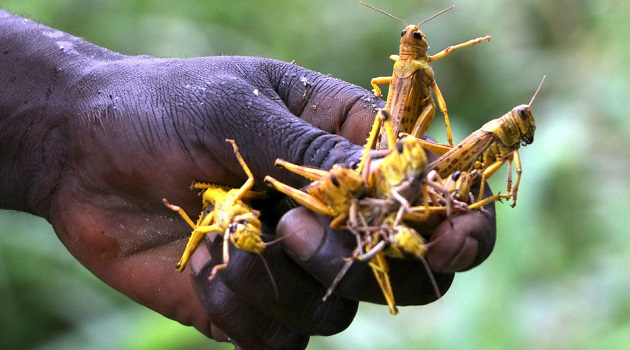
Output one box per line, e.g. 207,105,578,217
0,11,496,350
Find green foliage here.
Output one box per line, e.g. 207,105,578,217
2,0,630,348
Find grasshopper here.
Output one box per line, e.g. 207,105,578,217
263,161,367,229
265,109,435,314
265,109,432,231
420,77,546,207
324,202,441,315
163,139,267,280
360,2,491,149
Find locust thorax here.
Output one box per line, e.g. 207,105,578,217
399,25,429,60
379,135,427,186
398,135,429,181
201,186,229,207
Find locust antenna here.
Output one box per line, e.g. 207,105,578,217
252,252,279,301
359,1,408,26
529,75,547,106
418,6,456,26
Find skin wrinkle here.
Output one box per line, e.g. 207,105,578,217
165,91,197,167
30,117,67,216
134,87,162,158
318,80,359,127
263,61,313,115
283,71,311,117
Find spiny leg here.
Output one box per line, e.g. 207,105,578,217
209,229,232,280
163,199,198,229
477,159,506,202
322,255,355,302
417,139,452,156
409,103,436,140
370,76,392,97
357,109,385,175
324,202,366,301
163,198,217,271
380,110,397,151
177,222,220,272
367,250,398,315
263,176,335,216
225,139,256,201
274,159,329,181
430,81,454,146
428,36,492,62
468,193,511,210
510,151,522,208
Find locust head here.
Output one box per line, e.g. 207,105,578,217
513,75,545,146
328,164,367,198
512,105,536,146
228,218,265,253
385,221,427,259
401,25,429,54
360,2,454,58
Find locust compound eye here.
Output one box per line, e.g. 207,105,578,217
400,30,406,37
412,31,423,40
451,170,461,181
518,108,528,119
330,174,340,187
396,139,404,153
379,109,391,121
229,224,237,234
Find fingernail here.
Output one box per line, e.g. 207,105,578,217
277,207,325,261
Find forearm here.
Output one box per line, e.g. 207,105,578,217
0,10,124,215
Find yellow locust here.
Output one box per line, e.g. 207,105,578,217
361,2,491,149
420,77,546,207
163,139,267,280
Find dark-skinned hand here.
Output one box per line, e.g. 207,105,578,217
0,10,496,350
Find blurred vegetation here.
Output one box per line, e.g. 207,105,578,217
1,0,630,349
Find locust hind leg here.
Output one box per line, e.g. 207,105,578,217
417,139,452,157
163,199,217,271
357,109,386,174
263,176,335,217
357,236,398,315
367,250,398,315
409,103,436,141
273,159,329,181
176,220,220,272
477,158,506,203
225,139,257,201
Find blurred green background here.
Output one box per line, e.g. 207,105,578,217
1,0,629,349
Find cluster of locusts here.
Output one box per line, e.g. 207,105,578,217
163,2,544,315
